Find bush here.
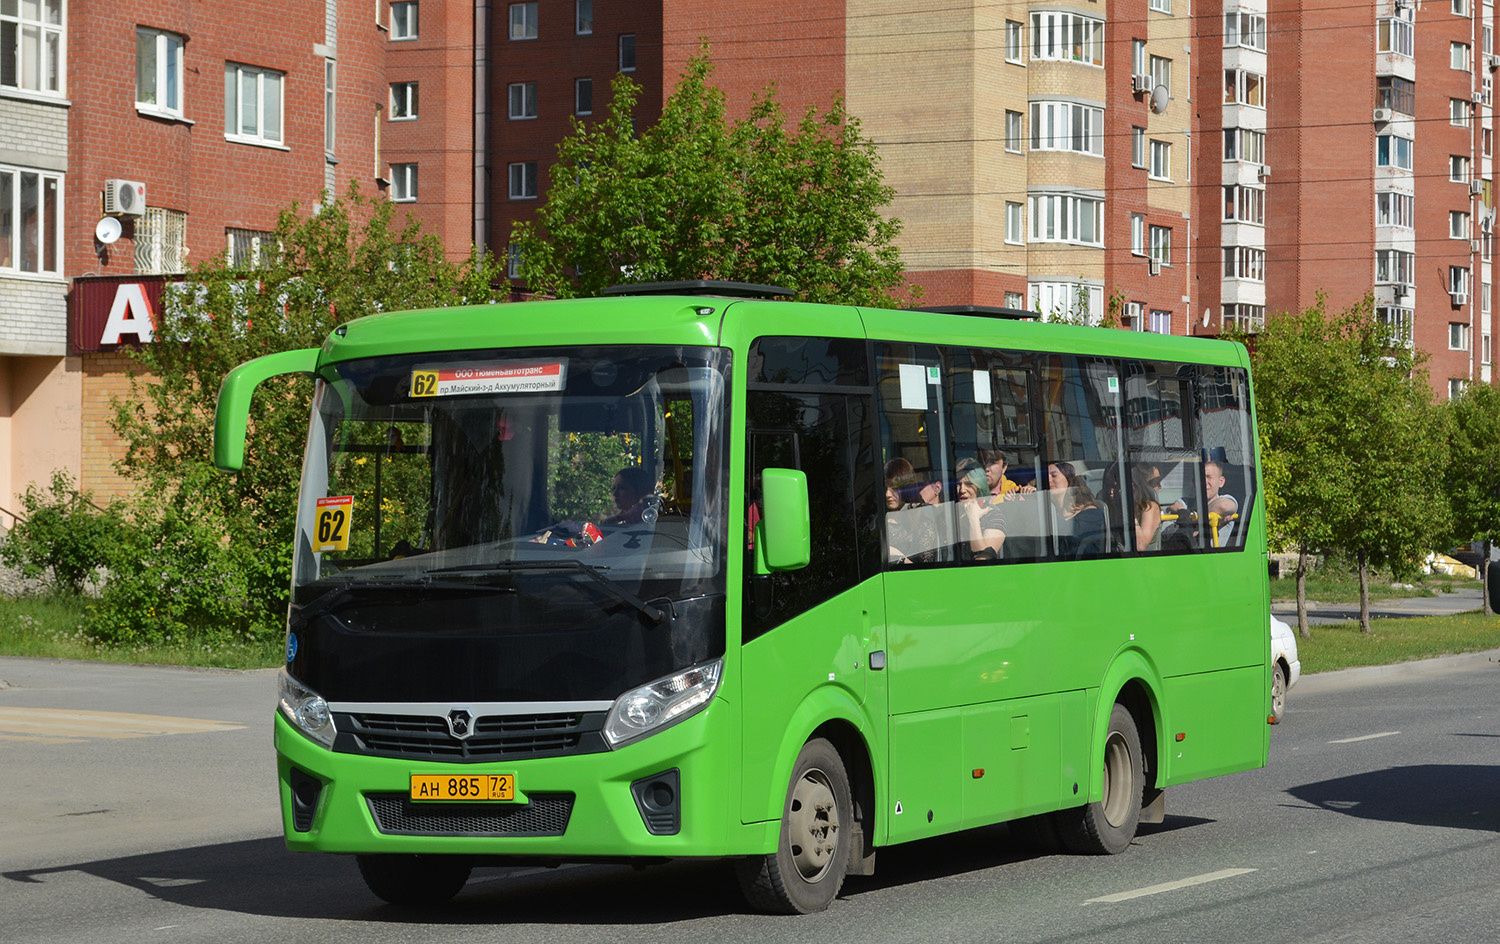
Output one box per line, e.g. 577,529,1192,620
0,471,125,594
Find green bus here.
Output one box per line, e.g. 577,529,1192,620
214,282,1270,914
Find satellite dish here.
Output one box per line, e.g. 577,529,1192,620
1150,85,1169,115
95,217,122,244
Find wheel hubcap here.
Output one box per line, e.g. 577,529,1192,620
1100,731,1134,828
788,766,839,882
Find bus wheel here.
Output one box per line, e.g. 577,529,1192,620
356,854,472,906
736,738,852,914
1270,662,1288,724
1057,703,1143,855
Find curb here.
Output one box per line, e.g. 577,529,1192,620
1296,646,1500,695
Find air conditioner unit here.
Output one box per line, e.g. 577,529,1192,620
1472,238,1484,253
1451,290,1469,306
1372,107,1393,123
1473,91,1486,104
103,179,146,217
1148,257,1162,276
1488,54,1500,70
1258,165,1272,180
1472,179,1485,195
1132,74,1153,94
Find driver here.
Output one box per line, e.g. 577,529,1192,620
601,466,656,526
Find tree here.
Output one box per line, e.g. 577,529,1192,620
111,183,505,637
1446,382,1500,616
512,49,909,306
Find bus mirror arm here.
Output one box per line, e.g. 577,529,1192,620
213,348,322,471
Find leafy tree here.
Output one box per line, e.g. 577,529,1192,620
0,471,124,595
1446,382,1500,615
513,49,909,306
111,183,505,638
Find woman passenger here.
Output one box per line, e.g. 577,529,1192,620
1047,461,1105,556
955,459,1005,561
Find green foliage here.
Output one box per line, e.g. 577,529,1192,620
548,429,639,521
513,49,909,305
110,182,506,633
1446,382,1500,545
0,471,124,594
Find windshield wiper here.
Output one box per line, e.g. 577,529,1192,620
425,560,669,626
292,574,515,625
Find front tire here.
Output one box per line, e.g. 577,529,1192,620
1270,661,1288,724
1055,703,1143,855
356,854,471,906
736,738,853,914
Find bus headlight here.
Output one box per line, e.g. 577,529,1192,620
603,659,723,748
279,670,337,749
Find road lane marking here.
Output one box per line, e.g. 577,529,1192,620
1328,731,1401,744
1085,868,1258,904
0,707,244,742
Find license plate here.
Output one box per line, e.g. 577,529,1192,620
410,773,515,802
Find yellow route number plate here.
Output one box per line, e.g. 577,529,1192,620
410,773,515,802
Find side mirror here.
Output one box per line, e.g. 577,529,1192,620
213,348,321,471
755,468,811,573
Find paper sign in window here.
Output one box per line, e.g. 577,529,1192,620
899,363,929,410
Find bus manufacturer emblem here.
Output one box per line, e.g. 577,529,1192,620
446,709,474,740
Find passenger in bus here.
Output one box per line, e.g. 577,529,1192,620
1115,462,1165,551
954,459,1005,561
1166,459,1239,545
1047,461,1105,556
978,449,1036,500
601,466,656,526
885,458,941,565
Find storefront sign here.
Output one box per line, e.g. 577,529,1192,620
70,276,171,353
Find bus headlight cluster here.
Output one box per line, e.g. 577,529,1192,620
279,670,336,749
603,659,723,748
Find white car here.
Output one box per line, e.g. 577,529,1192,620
1269,615,1302,724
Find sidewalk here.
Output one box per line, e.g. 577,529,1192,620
1271,587,1485,625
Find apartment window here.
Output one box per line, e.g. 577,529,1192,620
1376,190,1414,228
1224,127,1266,164
1028,193,1104,245
1376,134,1414,170
1224,12,1266,50
135,206,187,275
1029,12,1103,66
0,166,61,275
136,28,184,117
1376,306,1414,345
390,163,417,201
1452,98,1472,127
390,81,418,119
1486,78,1494,106
1005,21,1023,63
507,244,523,279
1486,294,1493,318
1487,25,1494,55
509,161,538,199
1029,281,1103,323
1132,127,1146,167
576,0,593,34
1453,42,1472,70
1224,68,1264,107
1485,329,1493,357
226,228,277,269
1451,266,1472,298
1005,202,1024,244
1132,39,1146,77
575,77,592,115
1376,249,1415,286
509,81,537,119
1454,0,1470,16
391,1,417,40
1487,128,1494,156
1149,310,1172,335
1451,378,1469,399
324,60,336,154
1378,18,1414,57
1149,140,1171,180
1150,0,1171,13
1223,304,1266,332
1150,225,1171,264
1223,185,1265,224
1377,76,1416,115
1487,231,1494,261
1004,291,1025,309
224,63,284,146
510,3,538,40
1030,101,1104,156
1131,213,1146,255
1451,155,1471,182
1150,56,1172,96
1451,322,1472,350
1005,110,1024,152
1452,210,1471,238
1223,245,1264,280
1,0,63,94
619,34,636,71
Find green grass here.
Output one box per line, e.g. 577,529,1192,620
1270,570,1480,604
0,594,283,670
1295,610,1500,674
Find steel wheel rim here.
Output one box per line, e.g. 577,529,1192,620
788,766,840,883
1272,666,1287,716
1100,731,1134,828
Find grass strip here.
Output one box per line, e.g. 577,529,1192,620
1297,610,1500,674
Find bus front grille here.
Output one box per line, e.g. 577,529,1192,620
333,710,608,762
366,793,575,837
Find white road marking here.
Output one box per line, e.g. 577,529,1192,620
0,707,243,742
1085,868,1258,904
1328,731,1401,744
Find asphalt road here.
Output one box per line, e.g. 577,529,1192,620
1272,586,1485,625
2,651,1499,944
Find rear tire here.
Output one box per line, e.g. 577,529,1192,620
1270,662,1288,724
356,854,471,906
1055,703,1143,855
736,738,853,914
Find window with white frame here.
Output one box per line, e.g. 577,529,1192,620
1378,17,1414,57
509,161,538,199
1454,0,1470,16
1005,202,1024,244
1485,330,1493,358
391,1,417,40
1376,249,1415,285
507,244,523,279
224,63,284,145
1005,110,1023,152
1149,310,1172,334
1451,266,1472,298
1224,68,1264,107
1131,213,1146,255
1150,224,1171,264
1452,98,1472,127
226,227,277,269
1029,281,1103,323
1376,190,1414,227
1452,210,1471,238
1376,134,1414,170
1451,154,1471,181
510,3,538,40
324,60,335,154
1487,25,1494,54
1150,55,1172,95
619,34,636,71
0,166,61,275
1223,304,1266,331
390,163,417,201
1224,127,1266,163
575,77,592,115
1004,291,1025,309
1132,39,1146,77
136,28,184,117
1132,127,1146,167
1223,245,1265,280
1029,12,1103,65
1486,291,1493,318
134,206,187,275
1150,0,1171,14
509,81,537,119
1149,139,1171,179
576,0,593,34
2,0,63,94
1029,101,1103,156
1376,306,1414,345
1487,128,1494,156
1451,322,1472,350
1006,21,1024,63
1486,77,1494,105
1028,192,1104,245
1453,42,1472,70
391,81,418,119
1223,185,1265,224
1450,378,1468,399
1224,12,1266,50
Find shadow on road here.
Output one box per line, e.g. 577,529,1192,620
1286,764,1500,831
